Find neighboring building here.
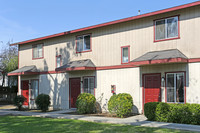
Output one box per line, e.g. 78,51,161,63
8,1,200,113
0,70,8,87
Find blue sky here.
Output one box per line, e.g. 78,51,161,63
0,0,197,51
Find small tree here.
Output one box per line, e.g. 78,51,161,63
0,41,18,87
14,95,25,110
35,94,51,112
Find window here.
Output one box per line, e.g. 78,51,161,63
30,80,39,100
155,16,179,41
83,77,95,95
166,72,185,103
121,46,130,64
76,34,91,52
32,44,43,59
56,55,62,68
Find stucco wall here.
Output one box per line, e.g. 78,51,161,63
96,67,141,113
187,62,200,104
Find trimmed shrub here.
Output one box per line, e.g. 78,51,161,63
144,102,200,125
108,93,133,118
144,102,159,121
155,102,170,122
168,104,192,124
189,104,200,125
35,94,51,112
13,95,25,110
76,93,96,114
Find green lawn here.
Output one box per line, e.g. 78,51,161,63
0,116,196,133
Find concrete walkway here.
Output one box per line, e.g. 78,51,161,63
0,109,200,132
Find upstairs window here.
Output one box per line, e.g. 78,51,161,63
56,55,62,68
83,77,95,95
155,16,179,41
32,44,43,59
76,34,91,53
121,46,130,64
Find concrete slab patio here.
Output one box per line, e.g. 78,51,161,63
0,109,200,132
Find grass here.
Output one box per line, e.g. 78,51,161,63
0,116,198,133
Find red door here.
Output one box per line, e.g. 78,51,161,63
144,74,161,104
69,78,81,108
21,80,29,106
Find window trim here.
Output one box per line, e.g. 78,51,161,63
55,55,62,68
165,71,186,104
30,79,39,100
32,43,44,60
121,45,130,64
154,15,180,42
82,76,95,96
76,33,92,53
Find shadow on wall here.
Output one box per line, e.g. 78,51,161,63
39,42,84,110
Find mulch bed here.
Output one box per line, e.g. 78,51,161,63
10,108,59,113
64,112,136,118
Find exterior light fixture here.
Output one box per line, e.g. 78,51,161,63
161,77,165,82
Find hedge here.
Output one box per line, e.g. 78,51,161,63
108,93,133,118
144,102,200,125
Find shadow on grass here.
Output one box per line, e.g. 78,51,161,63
0,116,195,133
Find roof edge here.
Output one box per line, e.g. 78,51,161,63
10,1,200,46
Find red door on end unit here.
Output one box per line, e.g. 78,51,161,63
144,74,161,104
21,80,29,106
69,78,81,108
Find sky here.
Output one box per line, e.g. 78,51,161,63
0,0,198,51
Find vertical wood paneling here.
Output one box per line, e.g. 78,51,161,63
19,6,200,71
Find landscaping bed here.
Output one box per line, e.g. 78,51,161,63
10,108,59,113
64,111,136,118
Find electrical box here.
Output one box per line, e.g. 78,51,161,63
111,85,116,94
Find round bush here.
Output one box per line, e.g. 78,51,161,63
108,93,133,118
35,94,51,112
14,95,25,110
144,102,159,121
155,102,169,122
76,93,96,114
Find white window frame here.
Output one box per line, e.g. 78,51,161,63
30,79,39,100
76,34,91,52
122,47,129,63
83,77,95,95
155,16,179,41
166,72,185,103
56,55,62,68
32,44,43,59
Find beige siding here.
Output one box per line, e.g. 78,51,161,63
19,5,200,71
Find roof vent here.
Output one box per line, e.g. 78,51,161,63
138,10,141,15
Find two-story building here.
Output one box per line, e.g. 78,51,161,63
8,1,200,113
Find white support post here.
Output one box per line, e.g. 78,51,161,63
18,75,21,95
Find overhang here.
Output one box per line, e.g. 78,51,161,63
131,49,188,66
56,59,96,71
8,65,39,76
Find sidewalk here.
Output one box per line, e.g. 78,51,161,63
1,109,200,132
